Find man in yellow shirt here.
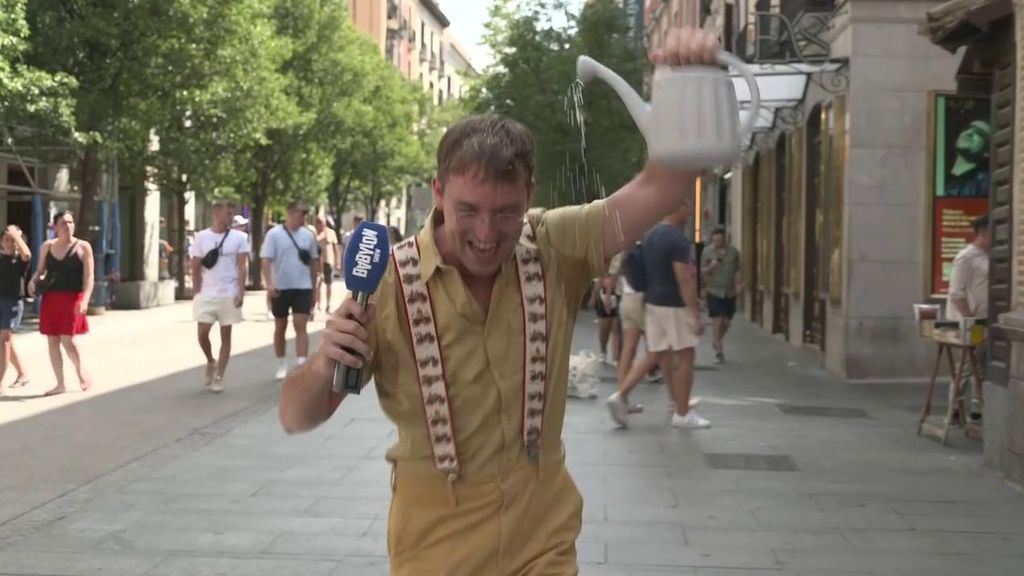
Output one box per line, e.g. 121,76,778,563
280,27,720,576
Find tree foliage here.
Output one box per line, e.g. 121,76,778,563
471,0,646,208
12,0,442,291
0,0,76,145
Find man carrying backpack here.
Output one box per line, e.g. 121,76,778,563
607,201,709,429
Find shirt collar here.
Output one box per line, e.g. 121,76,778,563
417,209,444,282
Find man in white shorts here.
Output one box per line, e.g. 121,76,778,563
607,202,709,429
190,200,250,393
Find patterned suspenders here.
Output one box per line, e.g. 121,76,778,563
393,222,548,481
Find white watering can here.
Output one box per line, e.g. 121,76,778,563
576,51,760,170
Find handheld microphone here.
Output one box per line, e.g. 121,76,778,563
333,221,390,394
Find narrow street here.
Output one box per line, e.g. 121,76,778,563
0,300,1021,575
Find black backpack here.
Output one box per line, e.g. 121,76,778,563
623,241,647,293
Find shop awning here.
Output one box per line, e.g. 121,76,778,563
923,0,1013,51
731,62,845,134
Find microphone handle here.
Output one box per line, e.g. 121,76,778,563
332,291,370,394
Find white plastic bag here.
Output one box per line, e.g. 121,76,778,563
567,350,602,399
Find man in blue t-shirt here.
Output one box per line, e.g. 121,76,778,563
607,201,710,429
261,200,321,380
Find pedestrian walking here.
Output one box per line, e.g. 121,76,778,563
589,272,620,365
278,26,720,576
190,200,250,393
261,200,320,380
606,250,649,413
0,225,31,393
315,215,341,313
607,201,709,429
700,227,742,363
387,225,403,246
28,211,94,396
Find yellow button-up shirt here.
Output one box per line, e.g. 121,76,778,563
364,201,607,480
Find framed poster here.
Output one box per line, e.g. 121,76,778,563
928,93,991,296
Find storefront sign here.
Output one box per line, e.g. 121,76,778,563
929,94,991,295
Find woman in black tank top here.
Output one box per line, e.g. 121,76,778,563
28,210,95,396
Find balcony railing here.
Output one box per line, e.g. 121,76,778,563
429,52,438,72
419,43,429,63
731,1,841,65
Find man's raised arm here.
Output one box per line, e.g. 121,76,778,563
603,29,720,256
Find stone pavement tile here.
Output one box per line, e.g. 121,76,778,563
842,529,1024,557
606,470,740,493
752,503,911,531
692,565,868,569
685,528,851,552
579,566,695,576
161,494,316,514
121,479,264,497
127,512,374,536
304,497,392,519
899,510,1024,534
144,555,338,576
606,541,780,569
579,521,686,544
114,528,279,554
776,549,1022,575
578,540,607,564
606,502,758,529
0,550,165,576
254,481,391,500
326,557,390,576
265,533,387,558
886,499,1024,517
583,487,678,509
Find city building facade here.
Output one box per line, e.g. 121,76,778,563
663,1,965,384
347,0,478,237
924,0,1021,486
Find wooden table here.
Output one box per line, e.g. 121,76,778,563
918,334,984,446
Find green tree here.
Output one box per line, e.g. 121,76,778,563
0,0,76,148
23,0,183,245
146,0,293,295
244,0,387,286
470,0,646,207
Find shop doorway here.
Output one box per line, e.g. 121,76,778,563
803,105,826,349
772,136,789,339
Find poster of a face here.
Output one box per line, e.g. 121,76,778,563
930,94,990,295
935,95,991,199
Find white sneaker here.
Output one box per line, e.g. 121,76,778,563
671,410,711,429
209,378,224,394
606,392,629,428
275,363,288,380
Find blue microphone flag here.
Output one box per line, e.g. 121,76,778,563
343,222,390,294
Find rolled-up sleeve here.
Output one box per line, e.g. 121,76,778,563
947,255,969,301
533,200,608,280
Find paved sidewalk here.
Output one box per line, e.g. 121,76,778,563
0,310,1022,575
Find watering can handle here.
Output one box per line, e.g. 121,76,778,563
716,51,760,138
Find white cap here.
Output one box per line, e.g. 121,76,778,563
232,215,249,226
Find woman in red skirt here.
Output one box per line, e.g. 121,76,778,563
28,210,94,396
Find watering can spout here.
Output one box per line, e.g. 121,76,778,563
576,55,649,137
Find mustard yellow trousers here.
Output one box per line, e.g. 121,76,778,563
387,460,583,576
